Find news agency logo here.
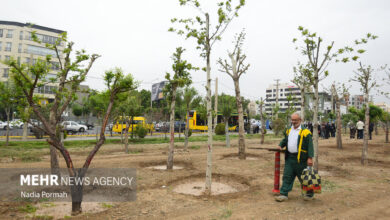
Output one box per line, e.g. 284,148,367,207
0,168,137,202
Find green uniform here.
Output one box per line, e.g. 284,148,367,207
278,127,314,197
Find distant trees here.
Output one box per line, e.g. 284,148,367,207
219,94,235,147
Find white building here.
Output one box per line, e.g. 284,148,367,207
0,20,65,102
265,83,302,115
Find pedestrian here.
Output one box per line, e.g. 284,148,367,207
331,122,336,137
356,120,364,139
308,122,313,134
275,112,314,202
348,121,356,139
325,122,330,139
369,122,374,140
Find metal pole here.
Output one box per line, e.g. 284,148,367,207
272,151,281,193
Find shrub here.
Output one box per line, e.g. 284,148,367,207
215,123,226,135
136,125,148,138
272,118,286,136
186,129,192,137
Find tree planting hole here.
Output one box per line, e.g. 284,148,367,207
171,174,250,196
147,165,184,170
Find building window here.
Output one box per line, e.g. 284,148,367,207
0,41,2,51
5,42,12,51
5,56,10,61
17,57,21,65
6,29,13,38
18,43,22,53
27,44,56,56
19,31,23,40
0,29,3,37
25,57,30,64
3,68,9,78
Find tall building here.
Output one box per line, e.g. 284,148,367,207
0,21,65,103
265,83,302,115
375,102,390,113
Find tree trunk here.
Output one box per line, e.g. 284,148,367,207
120,116,124,143
22,108,29,141
5,109,10,146
300,88,305,121
131,117,134,139
167,86,177,170
179,122,181,139
260,100,265,144
125,120,129,154
49,110,60,175
233,78,246,160
205,13,213,195
374,122,378,135
225,118,230,147
336,99,342,149
70,171,84,216
214,77,218,134
184,110,189,150
361,93,370,165
313,80,319,171
385,124,389,143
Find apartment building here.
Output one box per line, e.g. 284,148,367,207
265,83,302,115
0,20,65,102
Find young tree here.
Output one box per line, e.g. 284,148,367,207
0,82,21,146
217,31,250,159
351,63,378,165
6,32,136,214
170,0,245,194
292,62,311,120
219,94,235,147
165,47,194,170
293,27,376,170
380,111,390,143
329,82,349,149
183,86,199,150
256,97,266,144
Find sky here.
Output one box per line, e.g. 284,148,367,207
3,0,390,103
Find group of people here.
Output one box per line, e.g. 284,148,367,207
348,120,374,140
305,122,337,139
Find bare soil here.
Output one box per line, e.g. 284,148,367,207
1,134,390,219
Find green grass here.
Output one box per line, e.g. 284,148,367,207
323,179,338,192
32,215,53,220
219,208,233,219
190,145,201,150
0,133,281,161
18,204,37,213
101,203,113,208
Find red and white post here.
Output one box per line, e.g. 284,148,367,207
272,151,281,194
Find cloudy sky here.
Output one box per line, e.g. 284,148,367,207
3,0,390,102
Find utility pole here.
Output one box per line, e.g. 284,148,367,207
213,77,218,133
274,79,280,119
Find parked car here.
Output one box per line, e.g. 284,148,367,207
0,121,13,130
61,121,88,134
76,121,94,130
10,119,24,129
164,121,186,132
